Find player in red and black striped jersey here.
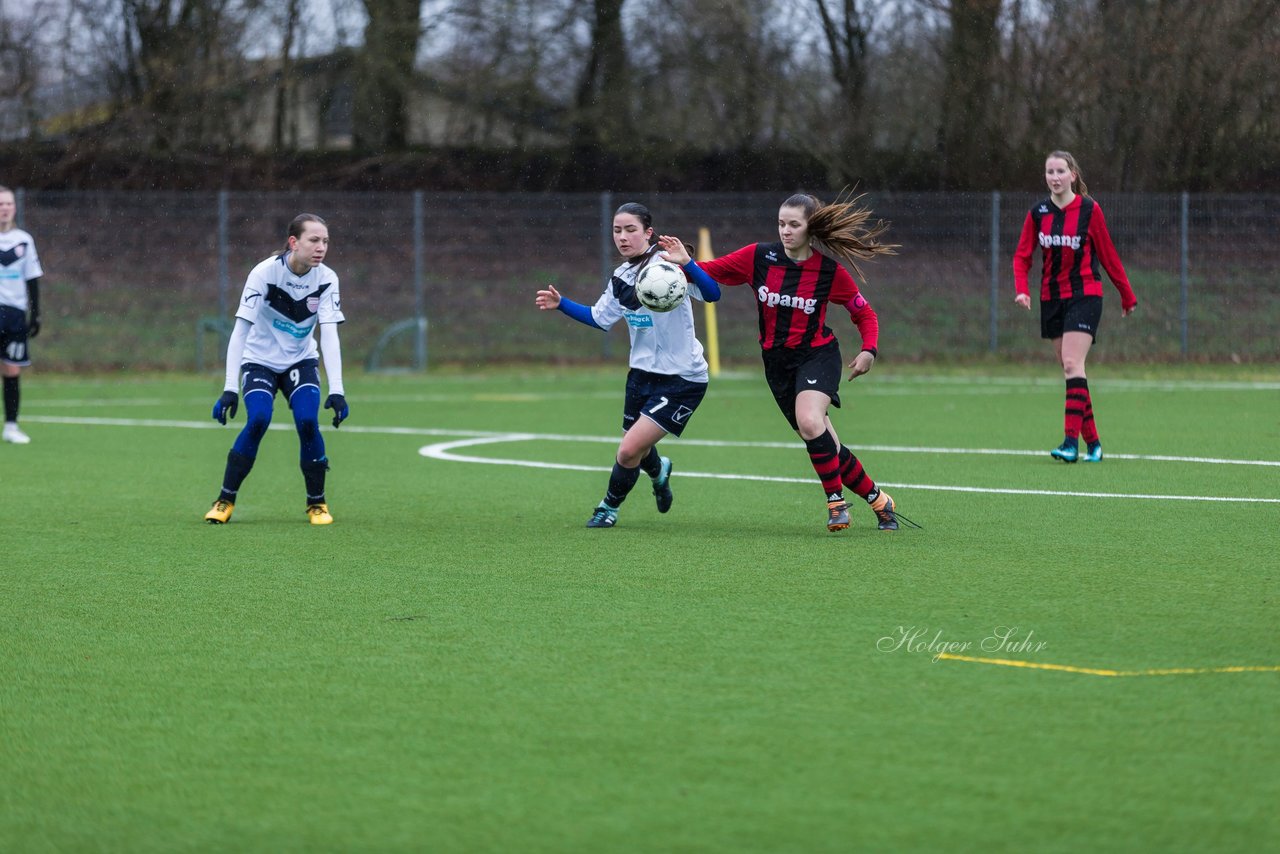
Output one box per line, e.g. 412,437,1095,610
661,193,913,533
1013,151,1138,463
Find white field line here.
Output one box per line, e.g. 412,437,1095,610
418,435,1280,505
22,414,1280,468
873,375,1280,392
19,415,1280,504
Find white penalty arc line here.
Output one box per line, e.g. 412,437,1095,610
417,434,1280,505
19,415,1280,501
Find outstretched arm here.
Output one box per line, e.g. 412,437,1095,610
683,262,721,302
657,235,720,301
536,284,603,330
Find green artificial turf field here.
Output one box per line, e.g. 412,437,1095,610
3,365,1278,852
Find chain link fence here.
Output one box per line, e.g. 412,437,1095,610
15,190,1278,372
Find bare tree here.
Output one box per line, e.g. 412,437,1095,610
570,0,630,151
933,0,1002,188
632,0,793,152
123,0,232,148
47,0,263,150
424,0,577,148
272,0,303,151
806,0,881,183
1011,0,1280,190
6,0,1280,190
0,3,54,140
353,0,422,151
1143,0,1280,189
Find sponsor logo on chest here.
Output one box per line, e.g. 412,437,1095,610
757,286,817,315
272,318,313,338
1039,232,1081,250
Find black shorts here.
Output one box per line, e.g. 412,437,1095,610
622,368,707,437
0,305,31,366
1041,296,1103,341
241,359,321,409
761,340,843,430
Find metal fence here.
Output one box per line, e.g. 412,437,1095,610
14,190,1279,372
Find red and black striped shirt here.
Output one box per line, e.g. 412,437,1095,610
699,242,879,352
1013,195,1137,310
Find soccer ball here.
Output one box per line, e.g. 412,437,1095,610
634,261,688,312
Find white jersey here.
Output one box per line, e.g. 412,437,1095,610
0,227,43,311
590,247,709,383
235,252,344,371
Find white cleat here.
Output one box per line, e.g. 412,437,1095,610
2,422,31,444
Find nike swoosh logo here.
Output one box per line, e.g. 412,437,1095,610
806,379,818,385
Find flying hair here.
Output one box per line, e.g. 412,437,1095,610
783,189,898,280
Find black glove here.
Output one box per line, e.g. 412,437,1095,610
27,314,40,338
324,393,349,428
212,391,239,425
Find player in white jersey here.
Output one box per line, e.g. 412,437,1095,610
203,213,349,525
0,186,43,445
535,202,721,528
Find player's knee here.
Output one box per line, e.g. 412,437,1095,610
795,414,827,440
295,416,321,442
616,448,645,468
243,410,271,439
